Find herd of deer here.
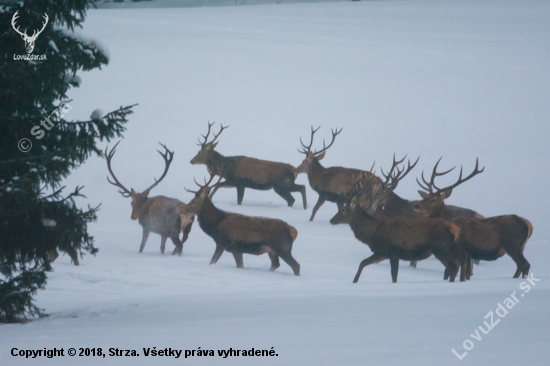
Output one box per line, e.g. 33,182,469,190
102,122,532,284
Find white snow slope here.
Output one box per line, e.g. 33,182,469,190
2,0,550,365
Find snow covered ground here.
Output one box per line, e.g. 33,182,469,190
2,0,550,364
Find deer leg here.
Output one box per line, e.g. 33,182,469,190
49,249,59,263
236,185,245,205
232,252,244,268
160,236,167,254
309,194,327,221
291,183,307,209
435,256,451,280
139,227,150,253
268,250,280,272
65,246,80,266
210,244,225,265
181,222,193,245
274,186,296,207
507,251,530,278
467,254,473,280
277,251,300,276
390,257,399,283
170,235,183,256
353,253,386,283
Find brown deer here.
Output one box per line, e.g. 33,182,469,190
190,122,306,209
296,126,381,221
105,141,194,255
332,156,464,283
414,158,533,279
179,173,300,275
357,154,483,270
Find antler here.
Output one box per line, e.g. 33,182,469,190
418,158,484,195
298,126,321,154
416,157,455,194
105,141,132,197
29,13,48,40
11,12,48,40
314,127,342,156
298,126,341,156
380,154,420,192
185,171,224,195
11,11,26,38
197,121,228,147
141,143,174,195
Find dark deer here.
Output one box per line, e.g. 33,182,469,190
414,158,533,279
190,122,306,209
358,154,482,269
297,126,381,221
332,156,464,283
105,141,194,255
179,173,300,275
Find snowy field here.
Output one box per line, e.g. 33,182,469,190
2,0,550,364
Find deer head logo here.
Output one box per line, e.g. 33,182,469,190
11,11,49,54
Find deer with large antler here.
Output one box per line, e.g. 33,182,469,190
178,172,300,275
297,126,381,221
190,122,307,209
413,158,533,279
105,141,194,255
11,11,48,54
330,155,464,283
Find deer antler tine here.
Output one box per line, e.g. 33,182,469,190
416,174,431,193
430,158,484,194
105,141,133,197
369,161,376,173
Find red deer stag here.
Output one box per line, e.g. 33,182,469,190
179,173,300,275
414,158,532,279
357,155,482,270
105,141,194,255
331,156,463,283
297,126,381,221
190,122,306,209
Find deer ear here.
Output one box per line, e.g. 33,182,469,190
316,151,326,161
418,191,429,199
130,189,136,198
209,142,218,150
443,189,452,199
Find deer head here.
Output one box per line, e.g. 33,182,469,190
296,126,342,173
355,154,419,216
190,121,228,167
182,172,225,215
414,158,484,217
12,11,48,54
105,141,174,220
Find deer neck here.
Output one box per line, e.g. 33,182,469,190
307,158,326,184
349,204,376,241
430,202,452,220
197,198,225,232
385,192,416,217
206,150,226,175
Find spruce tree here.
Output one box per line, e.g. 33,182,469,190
0,0,135,322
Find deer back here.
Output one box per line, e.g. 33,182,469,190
223,156,296,187
139,196,184,237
